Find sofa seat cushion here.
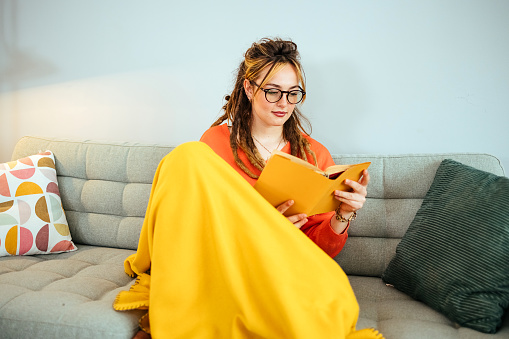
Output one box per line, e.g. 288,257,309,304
0,245,143,339
350,276,509,339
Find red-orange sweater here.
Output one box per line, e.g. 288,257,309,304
200,124,348,258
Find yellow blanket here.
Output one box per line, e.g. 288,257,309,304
114,142,383,339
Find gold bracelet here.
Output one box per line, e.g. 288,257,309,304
335,203,357,222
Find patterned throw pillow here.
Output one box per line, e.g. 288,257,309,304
382,159,509,333
0,151,77,256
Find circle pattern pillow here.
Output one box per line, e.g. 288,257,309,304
0,151,77,256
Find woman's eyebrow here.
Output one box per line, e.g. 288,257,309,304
265,83,301,89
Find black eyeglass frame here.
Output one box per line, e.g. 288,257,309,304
251,82,306,104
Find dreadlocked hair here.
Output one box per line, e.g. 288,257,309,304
212,37,317,179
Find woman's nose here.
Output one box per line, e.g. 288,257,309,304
276,94,289,107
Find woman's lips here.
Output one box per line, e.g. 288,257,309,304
272,111,286,117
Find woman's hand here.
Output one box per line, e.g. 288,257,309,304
331,169,370,233
334,169,370,213
276,200,308,229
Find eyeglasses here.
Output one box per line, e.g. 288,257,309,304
251,82,306,104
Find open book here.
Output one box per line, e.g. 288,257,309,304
254,150,371,216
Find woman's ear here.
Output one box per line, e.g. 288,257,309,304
243,79,253,100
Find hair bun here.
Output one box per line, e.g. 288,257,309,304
245,38,299,61
274,39,297,56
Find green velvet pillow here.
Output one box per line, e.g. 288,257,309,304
382,159,509,333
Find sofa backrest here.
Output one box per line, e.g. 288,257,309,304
12,136,175,250
12,136,506,277
332,153,505,277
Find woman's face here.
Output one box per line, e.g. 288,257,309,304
244,64,300,130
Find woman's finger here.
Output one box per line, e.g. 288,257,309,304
359,169,370,186
344,179,367,196
287,214,308,228
334,191,366,212
334,189,366,203
276,200,308,228
292,217,308,229
276,200,294,214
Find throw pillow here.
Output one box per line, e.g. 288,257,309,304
382,159,509,333
0,151,77,256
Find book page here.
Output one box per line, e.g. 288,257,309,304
270,150,325,175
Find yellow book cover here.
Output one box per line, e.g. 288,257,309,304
254,150,371,216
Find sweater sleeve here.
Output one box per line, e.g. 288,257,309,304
300,212,349,258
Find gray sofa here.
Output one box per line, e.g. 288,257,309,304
1,135,507,339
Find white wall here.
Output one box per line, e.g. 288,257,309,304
1,0,508,172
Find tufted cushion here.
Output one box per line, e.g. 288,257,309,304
0,245,144,338
10,137,176,250
350,276,509,339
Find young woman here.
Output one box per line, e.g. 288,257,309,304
200,38,369,257
115,38,382,339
